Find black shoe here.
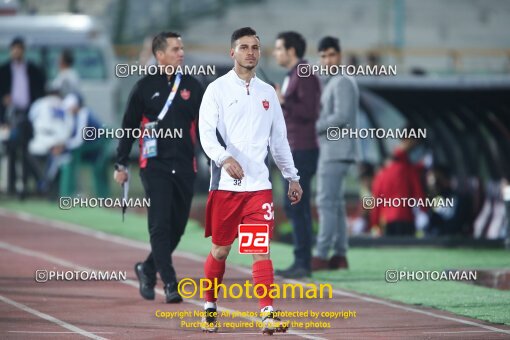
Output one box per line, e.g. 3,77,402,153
134,262,156,300
275,263,297,276
164,281,183,303
201,307,219,333
276,266,311,279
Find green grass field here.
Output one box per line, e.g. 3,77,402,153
2,199,510,326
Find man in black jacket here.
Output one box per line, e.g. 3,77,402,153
114,32,203,303
0,37,45,196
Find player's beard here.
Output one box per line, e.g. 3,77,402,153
239,60,258,71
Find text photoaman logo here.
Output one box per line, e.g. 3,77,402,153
59,197,150,210
362,196,453,210
82,127,183,141
115,64,216,78
385,269,477,283
326,127,427,141
35,270,127,282
297,64,397,77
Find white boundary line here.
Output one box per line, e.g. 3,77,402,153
423,330,498,334
8,331,115,334
0,294,107,340
1,208,510,336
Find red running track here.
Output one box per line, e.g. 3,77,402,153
1,209,509,339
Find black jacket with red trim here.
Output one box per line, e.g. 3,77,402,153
116,73,203,173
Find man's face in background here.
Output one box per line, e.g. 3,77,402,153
273,38,292,68
10,43,24,62
231,35,260,70
319,47,341,69
155,37,184,68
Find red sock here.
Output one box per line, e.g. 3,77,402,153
252,259,274,309
204,252,226,303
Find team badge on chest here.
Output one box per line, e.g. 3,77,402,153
262,99,269,110
180,89,190,100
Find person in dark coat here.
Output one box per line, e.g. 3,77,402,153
0,37,46,197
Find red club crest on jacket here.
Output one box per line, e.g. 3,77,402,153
180,89,190,100
262,99,269,110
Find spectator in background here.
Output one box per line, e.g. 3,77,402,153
0,37,45,197
51,49,81,97
312,37,358,271
346,54,359,68
272,31,321,278
55,93,109,198
139,35,157,66
367,51,381,68
351,162,375,235
28,87,73,194
370,134,427,236
426,165,469,236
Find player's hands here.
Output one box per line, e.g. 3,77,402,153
371,225,382,238
222,157,244,180
51,144,65,156
113,169,128,185
288,180,303,205
2,94,11,107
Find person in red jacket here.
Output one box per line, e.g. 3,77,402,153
370,138,426,236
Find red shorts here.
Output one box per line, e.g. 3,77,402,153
205,190,274,246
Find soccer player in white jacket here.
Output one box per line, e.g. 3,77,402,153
199,27,302,335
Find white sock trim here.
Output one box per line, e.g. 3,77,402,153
260,305,273,313
205,301,217,309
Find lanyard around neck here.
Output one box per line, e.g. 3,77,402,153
157,72,182,121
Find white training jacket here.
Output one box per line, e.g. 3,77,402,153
199,69,299,192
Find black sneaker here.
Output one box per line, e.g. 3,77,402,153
134,262,156,300
164,281,183,303
275,266,311,279
275,263,296,276
261,309,289,335
201,307,219,333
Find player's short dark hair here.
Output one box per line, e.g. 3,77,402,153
231,27,259,47
152,31,181,57
318,36,341,53
61,49,74,66
276,31,306,59
10,36,25,49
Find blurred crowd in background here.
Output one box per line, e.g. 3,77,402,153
0,0,508,243
0,38,109,200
